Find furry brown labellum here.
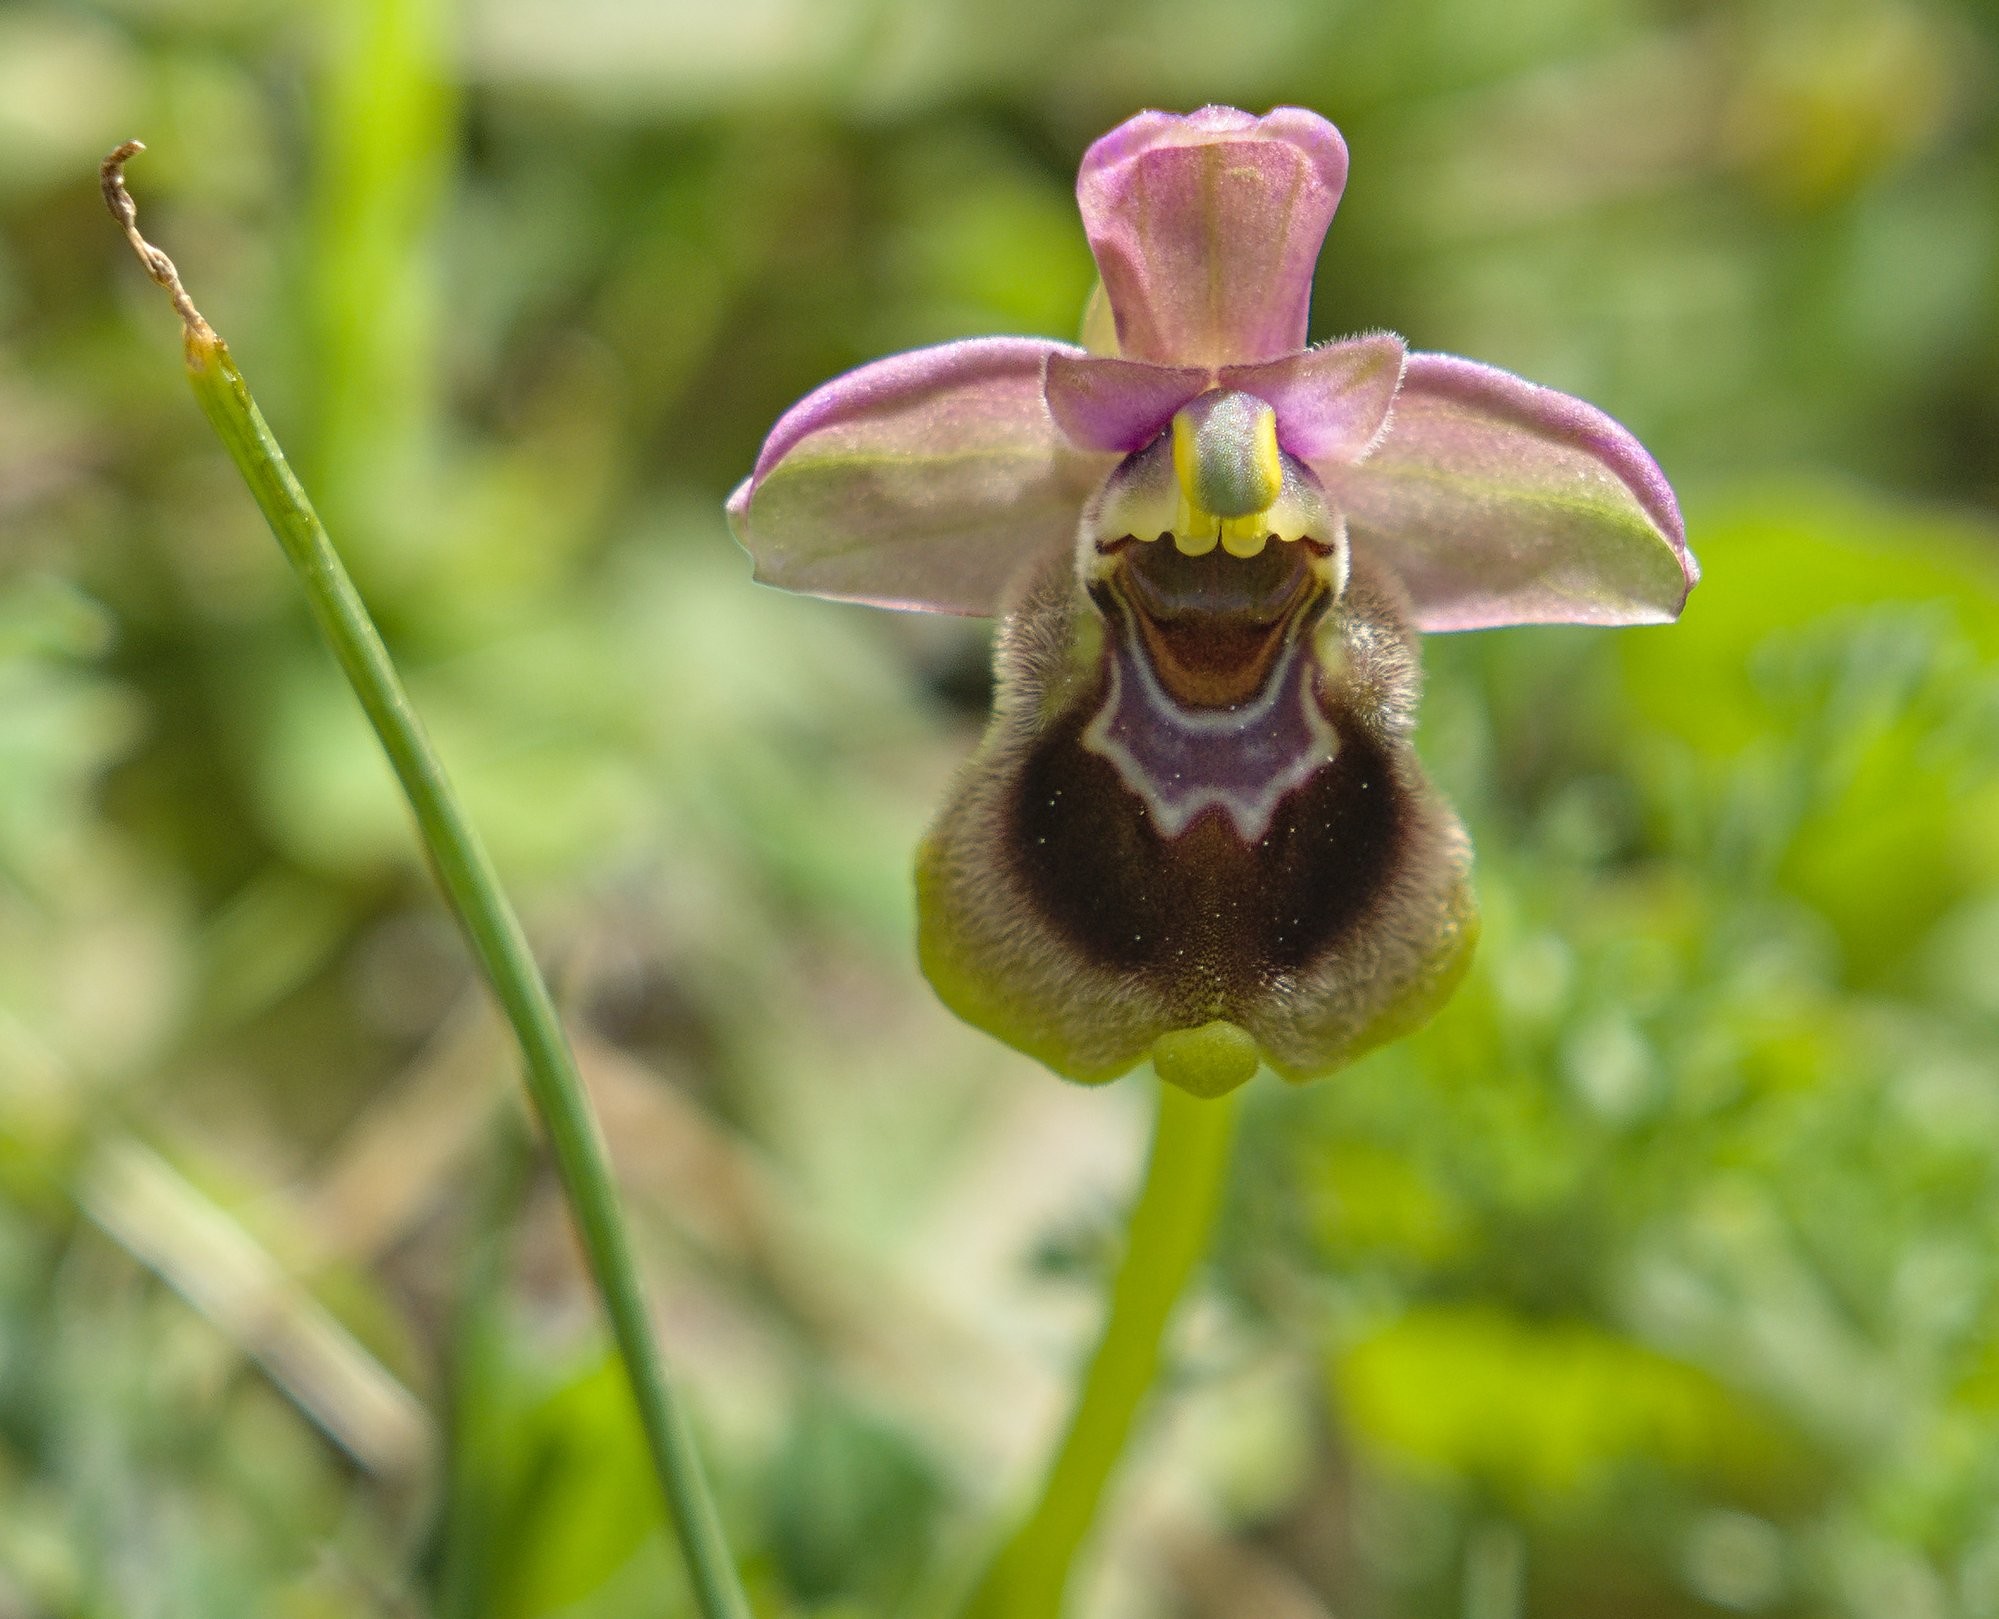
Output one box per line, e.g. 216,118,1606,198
917,390,1476,1095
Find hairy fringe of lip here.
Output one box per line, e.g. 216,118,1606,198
916,470,1478,1094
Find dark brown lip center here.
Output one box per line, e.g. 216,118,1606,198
1102,537,1329,708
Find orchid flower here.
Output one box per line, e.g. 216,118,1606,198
727,106,1696,1098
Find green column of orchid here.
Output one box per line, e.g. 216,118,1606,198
965,1078,1240,1619
101,147,751,1619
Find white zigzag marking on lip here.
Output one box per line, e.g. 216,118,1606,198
1079,597,1339,842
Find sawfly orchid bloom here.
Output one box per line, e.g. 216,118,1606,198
728,106,1696,1097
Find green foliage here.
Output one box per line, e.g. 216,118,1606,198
763,1385,945,1610
3,0,1998,1614
1335,1305,1786,1500
450,1348,682,1619
1227,486,1999,1614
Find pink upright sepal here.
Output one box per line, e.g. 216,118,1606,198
1078,106,1349,368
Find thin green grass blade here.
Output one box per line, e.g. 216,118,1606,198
103,143,751,1619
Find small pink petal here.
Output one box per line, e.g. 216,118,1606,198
731,337,1109,616
1044,353,1211,452
1222,334,1406,463
1078,106,1349,368
1319,353,1696,631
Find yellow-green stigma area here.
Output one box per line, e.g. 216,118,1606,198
1091,388,1335,568
1171,390,1282,556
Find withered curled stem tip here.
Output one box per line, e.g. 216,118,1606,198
100,139,216,344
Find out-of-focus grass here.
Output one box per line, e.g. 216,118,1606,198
1,0,1997,1614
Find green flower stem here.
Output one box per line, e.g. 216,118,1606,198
101,145,751,1619
966,1080,1240,1619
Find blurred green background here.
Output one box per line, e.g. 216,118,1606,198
3,0,1999,1614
